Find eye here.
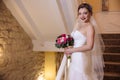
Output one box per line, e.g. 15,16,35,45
78,13,81,15
84,12,88,14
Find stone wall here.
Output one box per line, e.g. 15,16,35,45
0,1,45,80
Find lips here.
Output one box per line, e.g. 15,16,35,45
81,18,86,20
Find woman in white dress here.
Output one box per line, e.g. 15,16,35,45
56,3,104,80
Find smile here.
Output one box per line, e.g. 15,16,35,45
81,18,86,20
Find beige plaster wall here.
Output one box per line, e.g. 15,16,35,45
109,0,120,12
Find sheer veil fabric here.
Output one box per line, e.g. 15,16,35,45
90,16,105,80
56,16,105,80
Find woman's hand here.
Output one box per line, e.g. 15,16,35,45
64,47,73,55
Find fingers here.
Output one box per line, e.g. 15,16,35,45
64,49,71,55
64,49,68,54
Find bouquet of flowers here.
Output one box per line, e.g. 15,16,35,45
55,34,74,67
55,34,74,49
55,34,74,59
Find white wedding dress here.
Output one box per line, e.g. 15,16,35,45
67,30,97,80
56,17,104,80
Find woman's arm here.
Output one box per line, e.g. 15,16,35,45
65,25,95,54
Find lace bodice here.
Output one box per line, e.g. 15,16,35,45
71,30,86,48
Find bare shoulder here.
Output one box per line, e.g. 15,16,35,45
85,23,95,37
87,23,95,32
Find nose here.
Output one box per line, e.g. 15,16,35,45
80,13,84,17
80,14,85,19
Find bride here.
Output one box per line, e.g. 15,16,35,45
56,3,104,80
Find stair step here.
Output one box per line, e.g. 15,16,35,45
104,72,120,77
104,53,120,55
102,34,120,39
105,62,120,65
104,72,120,80
103,39,120,46
105,45,120,46
104,53,120,62
104,62,120,73
104,46,120,53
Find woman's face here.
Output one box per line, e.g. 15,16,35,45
78,8,91,23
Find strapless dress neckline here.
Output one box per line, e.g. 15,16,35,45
75,30,86,38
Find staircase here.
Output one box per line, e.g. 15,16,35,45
102,34,120,80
